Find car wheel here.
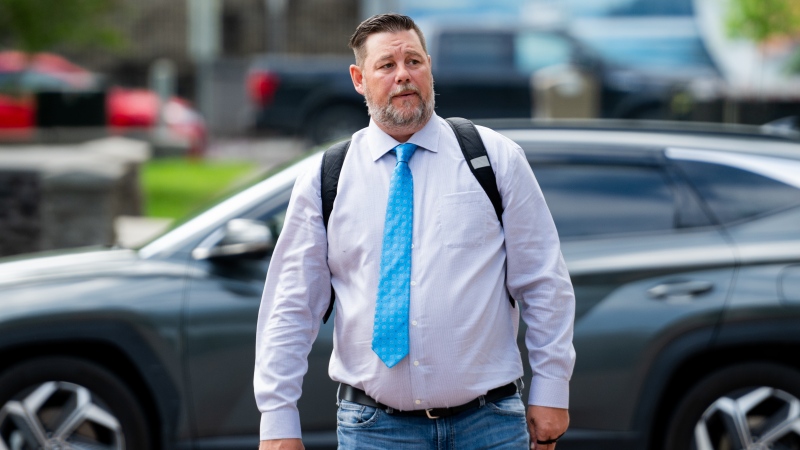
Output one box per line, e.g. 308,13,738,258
0,357,151,450
305,104,368,144
664,362,800,450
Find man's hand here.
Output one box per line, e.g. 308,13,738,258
259,438,304,450
527,405,569,450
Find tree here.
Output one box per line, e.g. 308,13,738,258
0,0,124,53
726,0,800,42
725,0,800,74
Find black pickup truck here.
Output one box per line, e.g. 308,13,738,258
246,21,716,143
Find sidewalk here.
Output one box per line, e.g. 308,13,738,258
115,136,311,248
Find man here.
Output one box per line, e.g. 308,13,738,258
255,13,575,450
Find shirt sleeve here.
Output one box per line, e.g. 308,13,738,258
484,129,576,409
254,156,332,440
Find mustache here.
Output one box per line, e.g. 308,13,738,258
390,83,421,98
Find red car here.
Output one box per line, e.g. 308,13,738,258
0,51,207,156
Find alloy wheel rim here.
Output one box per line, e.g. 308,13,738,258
0,381,124,450
694,386,800,450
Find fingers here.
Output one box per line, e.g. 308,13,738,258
531,436,559,450
527,418,554,450
529,433,559,450
527,405,568,450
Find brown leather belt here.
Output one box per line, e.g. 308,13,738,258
338,380,520,419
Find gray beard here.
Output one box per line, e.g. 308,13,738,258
365,82,435,131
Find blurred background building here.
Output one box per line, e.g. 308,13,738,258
1,0,798,133
0,0,361,98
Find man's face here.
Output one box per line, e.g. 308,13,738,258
350,30,435,133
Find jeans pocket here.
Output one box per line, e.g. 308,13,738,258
486,394,526,417
337,400,380,428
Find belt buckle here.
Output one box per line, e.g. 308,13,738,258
425,409,440,419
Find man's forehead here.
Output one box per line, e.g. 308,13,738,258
364,30,425,61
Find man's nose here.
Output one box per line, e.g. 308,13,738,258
395,63,410,83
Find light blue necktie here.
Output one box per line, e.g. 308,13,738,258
373,143,417,368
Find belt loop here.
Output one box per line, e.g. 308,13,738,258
478,395,486,407
515,378,524,393
385,406,395,414
336,383,341,406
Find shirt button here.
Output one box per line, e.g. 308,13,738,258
415,400,421,405
414,360,419,366
412,320,418,326
411,244,414,249
410,281,417,286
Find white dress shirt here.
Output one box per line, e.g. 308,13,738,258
254,114,576,440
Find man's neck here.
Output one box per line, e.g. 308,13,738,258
374,118,430,143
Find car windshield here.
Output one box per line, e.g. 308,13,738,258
437,30,575,74
0,71,98,91
583,35,715,71
565,0,694,16
515,32,574,73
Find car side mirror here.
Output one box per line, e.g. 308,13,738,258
192,219,275,260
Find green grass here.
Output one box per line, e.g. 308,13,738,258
141,158,259,220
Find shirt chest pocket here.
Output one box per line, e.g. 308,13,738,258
438,191,492,248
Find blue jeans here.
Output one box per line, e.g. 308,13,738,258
336,393,529,450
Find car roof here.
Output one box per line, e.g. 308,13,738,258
482,119,800,160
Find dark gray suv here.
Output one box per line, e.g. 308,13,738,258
0,121,799,450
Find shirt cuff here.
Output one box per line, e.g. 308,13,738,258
260,409,302,441
527,376,570,409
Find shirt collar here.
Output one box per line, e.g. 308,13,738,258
366,114,441,162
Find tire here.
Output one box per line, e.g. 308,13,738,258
664,362,800,450
0,356,151,450
305,104,368,144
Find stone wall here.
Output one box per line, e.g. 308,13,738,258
0,171,40,256
0,137,150,257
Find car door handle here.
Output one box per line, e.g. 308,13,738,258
648,280,714,300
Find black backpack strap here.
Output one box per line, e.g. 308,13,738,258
320,139,351,323
445,117,515,308
445,117,504,226
322,140,351,229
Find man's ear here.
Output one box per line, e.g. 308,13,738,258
350,64,365,95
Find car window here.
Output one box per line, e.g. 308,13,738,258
21,72,72,90
438,32,515,71
674,160,800,225
533,164,677,239
515,32,574,72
